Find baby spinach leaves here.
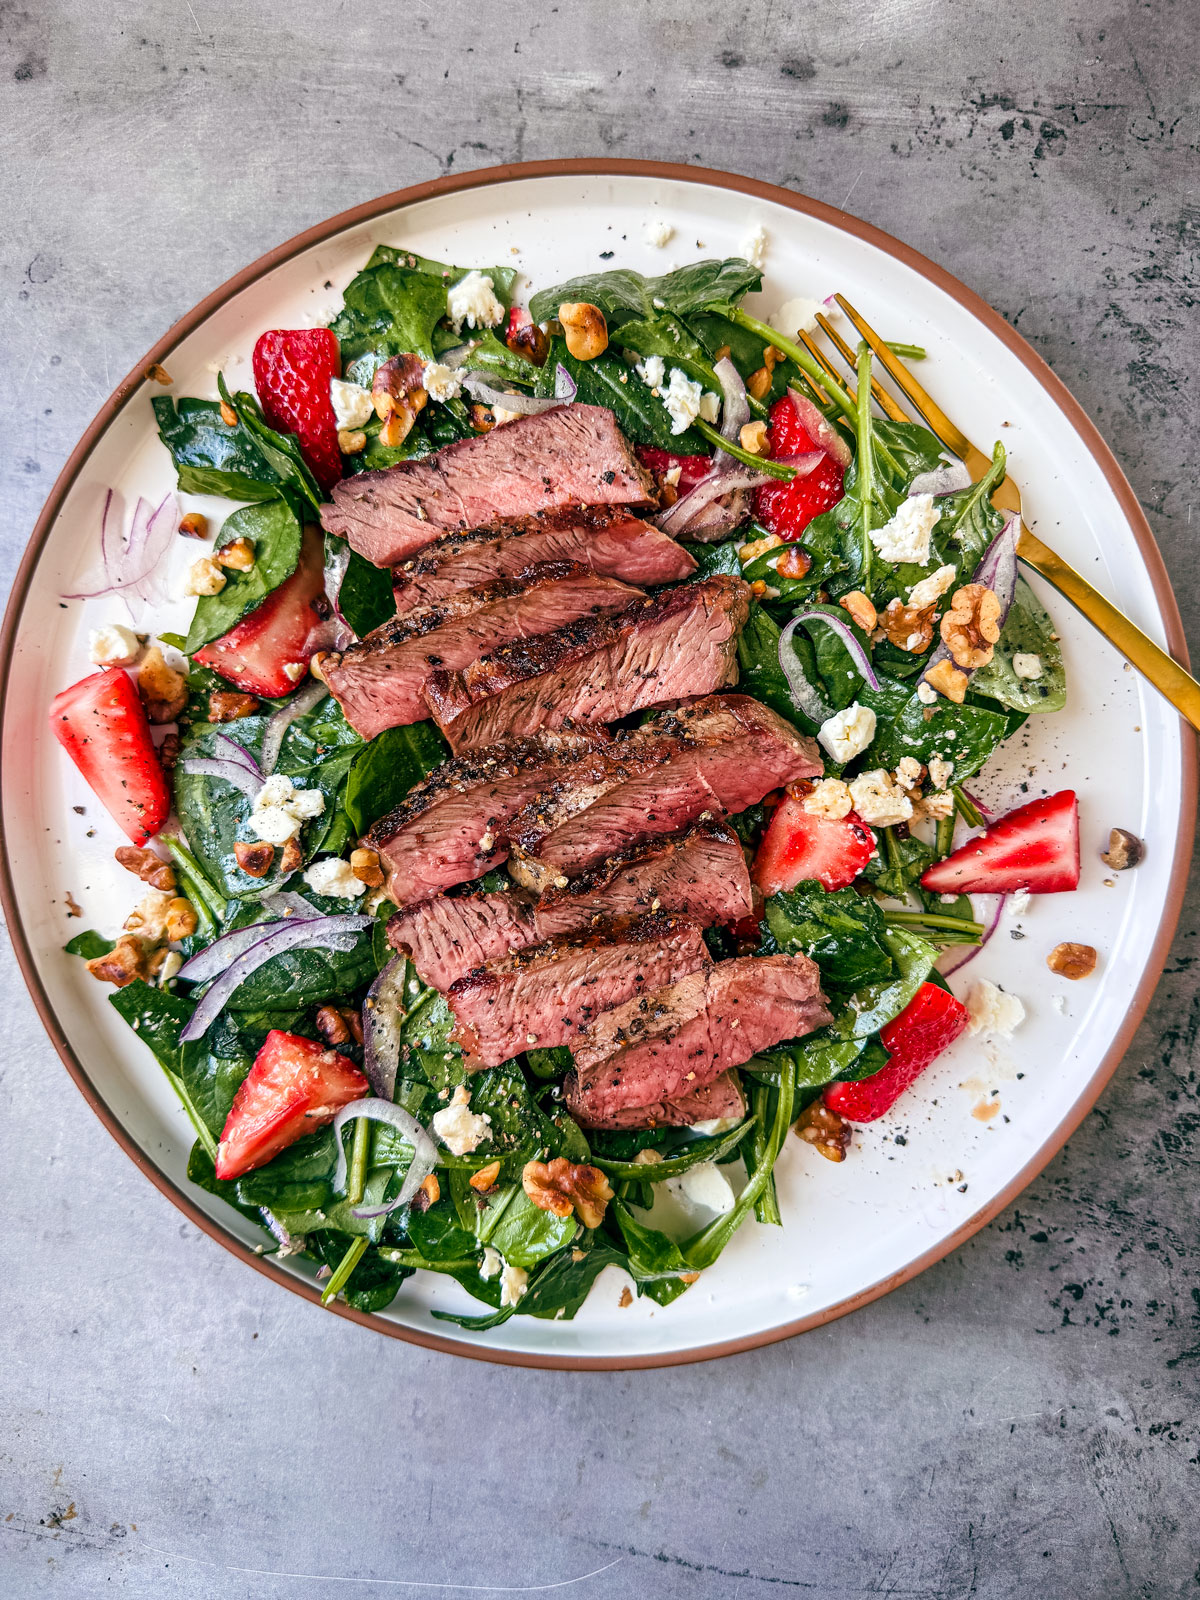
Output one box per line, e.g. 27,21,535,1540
152,396,285,502
870,690,1009,781
219,377,323,516
342,722,448,836
335,543,398,637
528,257,762,327
764,883,895,993
534,338,705,451
971,578,1066,713
63,930,113,959
183,498,302,654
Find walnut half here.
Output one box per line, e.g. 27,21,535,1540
940,583,1001,670
522,1157,614,1229
1046,942,1098,980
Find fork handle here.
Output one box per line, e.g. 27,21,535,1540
1016,526,1200,732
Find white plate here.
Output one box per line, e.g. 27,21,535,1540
2,162,1192,1368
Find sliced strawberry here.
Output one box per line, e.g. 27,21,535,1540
753,794,875,895
216,1029,368,1181
824,982,969,1122
195,524,326,698
754,394,846,541
921,790,1079,896
635,446,714,496
507,304,531,335
252,328,343,492
50,668,169,845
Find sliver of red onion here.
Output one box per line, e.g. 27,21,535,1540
939,893,1006,976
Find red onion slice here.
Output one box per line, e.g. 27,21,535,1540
211,732,263,777
792,607,882,691
713,355,749,445
922,514,1021,683
180,914,372,1042
656,463,778,538
939,894,1006,976
63,490,177,601
362,955,409,1101
782,389,852,469
178,912,323,982
778,617,835,726
178,756,262,799
262,891,320,920
129,493,178,606
554,363,577,402
461,374,560,416
909,461,971,497
259,680,329,777
330,1098,439,1215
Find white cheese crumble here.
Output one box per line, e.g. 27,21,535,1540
927,756,954,790
770,296,826,336
421,362,462,403
1013,652,1044,680
690,1115,742,1136
906,563,957,610
643,218,674,248
697,389,721,423
248,774,325,845
88,622,140,668
803,777,854,819
500,1262,529,1307
895,756,923,787
918,791,955,820
431,1084,492,1156
662,367,705,435
965,978,1026,1040
636,354,666,390
848,769,914,827
1009,887,1032,917
817,701,877,764
330,378,374,432
740,223,768,269
446,270,505,333
479,1246,503,1281
666,1161,735,1216
869,494,941,566
303,856,365,899
916,680,938,705
248,807,302,845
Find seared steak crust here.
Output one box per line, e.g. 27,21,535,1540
572,1068,747,1130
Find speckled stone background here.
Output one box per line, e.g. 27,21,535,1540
2,3,1198,1596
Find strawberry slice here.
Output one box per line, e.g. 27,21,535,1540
753,793,875,894
252,328,343,492
216,1029,368,1181
755,394,846,541
195,525,326,698
824,982,969,1122
921,790,1079,895
636,446,715,496
50,668,170,845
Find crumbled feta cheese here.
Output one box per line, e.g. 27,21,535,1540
251,774,326,846
288,787,327,820
740,223,768,269
848,769,914,827
916,680,938,705
770,296,824,337
446,270,504,333
636,354,666,390
1009,888,1032,917
869,494,941,566
491,404,524,426
479,1246,503,1281
421,362,462,403
697,390,721,424
666,1161,735,1215
303,856,366,899
643,218,674,248
965,978,1026,1040
1013,652,1043,680
431,1084,492,1156
918,791,955,820
817,701,877,764
248,807,302,845
184,556,225,597
254,774,294,810
662,367,704,435
158,950,183,987
927,756,954,791
803,777,854,819
88,622,140,668
690,1116,742,1136
330,378,374,432
499,1263,529,1307
906,563,957,610
895,756,923,787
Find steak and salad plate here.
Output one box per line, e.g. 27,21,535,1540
2,163,1191,1366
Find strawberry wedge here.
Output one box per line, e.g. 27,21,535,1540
50,668,170,845
754,392,848,541
252,328,343,492
753,794,875,894
216,1029,368,1181
195,525,327,698
921,790,1080,895
825,983,969,1122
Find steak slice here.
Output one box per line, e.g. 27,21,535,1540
508,694,822,887
363,728,609,908
564,954,831,1124
389,819,752,992
447,914,711,1070
322,405,655,566
392,508,696,614
572,1068,747,1130
323,562,643,739
425,575,751,754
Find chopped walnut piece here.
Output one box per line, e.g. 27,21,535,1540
941,583,1001,670
795,1100,852,1162
178,511,208,539
839,590,877,633
506,321,549,366
315,1004,363,1046
618,1285,633,1308
86,934,152,988
219,398,238,427
522,1157,615,1229
1047,942,1098,980
776,544,811,581
923,658,969,704
349,847,384,887
164,897,198,941
746,365,772,400
373,353,428,448
145,363,172,385
209,690,260,723
124,890,174,940
421,1173,441,1205
739,420,770,456
279,837,304,875
216,536,255,572
64,892,83,917
234,840,274,878
338,428,367,455
115,845,176,893
137,647,187,724
880,596,935,653
1102,828,1143,870
157,731,181,771
469,1160,503,1193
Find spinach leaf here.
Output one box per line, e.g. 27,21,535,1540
309,1235,411,1312
800,602,876,711
970,578,1066,713
331,261,451,374
183,498,301,654
534,337,705,452
870,691,1009,782
343,722,448,836
225,934,377,1015
64,930,113,959
366,245,517,306
220,377,323,515
611,1201,693,1292
520,1236,628,1321
152,396,284,501
863,826,937,899
109,982,216,1158
186,1141,269,1228
486,1190,577,1269
870,419,945,496
685,310,803,406
590,1119,753,1182
614,314,720,390
836,925,937,1038
453,328,538,388
327,537,396,638
528,258,762,328
764,885,895,993
399,991,466,1092
179,1038,250,1140
684,540,742,580
736,602,817,733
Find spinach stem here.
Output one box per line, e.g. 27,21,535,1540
953,786,985,829
886,341,926,359
856,342,875,591
348,1116,372,1207
692,417,795,480
162,835,227,925
168,1070,218,1162
320,1235,369,1306
885,910,984,938
749,1084,782,1227
727,307,857,422
935,812,957,858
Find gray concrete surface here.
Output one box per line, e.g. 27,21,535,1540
2,3,1198,1596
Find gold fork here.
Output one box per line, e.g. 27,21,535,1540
797,295,1200,733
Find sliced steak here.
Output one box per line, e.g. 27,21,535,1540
392,508,696,614
572,1068,747,1130
564,954,831,1124
508,693,822,887
364,728,609,908
323,563,643,739
322,405,655,566
447,914,710,1070
390,819,752,991
425,575,751,754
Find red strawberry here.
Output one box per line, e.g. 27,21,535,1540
195,525,327,698
753,793,875,895
507,304,531,335
50,668,170,845
755,394,846,541
921,790,1079,896
824,982,969,1122
252,328,343,492
635,446,715,496
216,1029,368,1181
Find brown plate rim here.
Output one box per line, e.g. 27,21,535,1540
1,157,1194,1370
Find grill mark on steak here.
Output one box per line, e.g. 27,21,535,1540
323,562,643,739
572,1068,747,1130
424,575,751,754
321,405,655,567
